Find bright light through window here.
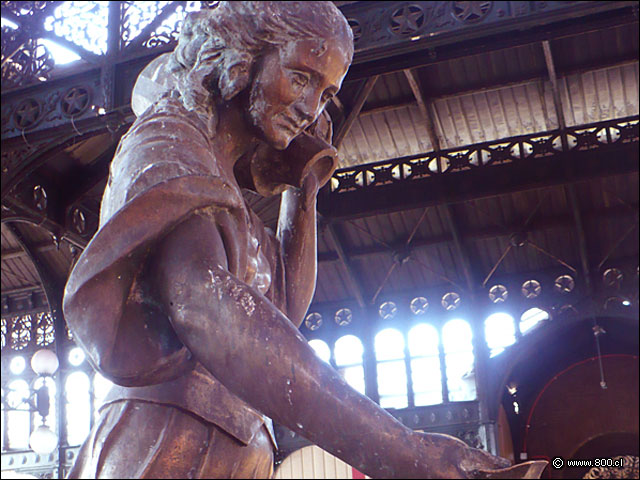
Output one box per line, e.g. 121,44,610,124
1,17,18,29
442,319,476,402
485,313,516,357
65,371,91,446
520,308,549,334
408,323,442,406
375,329,408,409
9,356,26,375
408,323,439,356
334,335,365,395
442,319,473,353
7,380,30,449
68,347,86,366
334,335,363,366
308,339,331,363
40,39,81,65
375,328,405,361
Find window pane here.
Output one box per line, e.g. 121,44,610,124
446,352,477,401
7,410,30,449
485,313,516,357
414,391,443,407
375,328,405,361
408,323,439,356
442,319,473,353
380,394,408,409
308,339,331,363
377,360,407,397
7,380,30,449
334,335,363,366
66,371,90,446
411,357,442,394
338,365,365,395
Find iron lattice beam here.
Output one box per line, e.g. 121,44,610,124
320,116,639,220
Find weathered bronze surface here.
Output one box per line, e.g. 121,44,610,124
62,2,546,478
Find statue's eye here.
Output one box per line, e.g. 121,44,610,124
290,71,309,88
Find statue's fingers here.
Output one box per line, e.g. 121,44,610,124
471,460,548,479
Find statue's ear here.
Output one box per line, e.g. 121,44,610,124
219,61,250,101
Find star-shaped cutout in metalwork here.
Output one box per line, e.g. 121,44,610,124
62,88,89,116
391,6,424,35
15,99,41,128
453,1,492,23
489,284,508,303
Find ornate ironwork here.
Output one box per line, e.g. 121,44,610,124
1,29,55,89
410,296,429,315
2,311,57,352
334,307,353,326
379,300,398,320
43,1,108,55
34,311,55,346
554,274,575,294
441,291,461,310
2,75,102,138
489,284,508,303
13,97,44,130
304,312,323,331
389,4,427,36
121,1,173,49
329,117,640,195
10,313,33,350
0,446,81,478
452,1,493,24
60,86,91,117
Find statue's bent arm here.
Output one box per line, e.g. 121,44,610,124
147,209,511,479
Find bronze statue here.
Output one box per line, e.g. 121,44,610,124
63,2,546,478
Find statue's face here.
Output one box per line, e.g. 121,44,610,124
247,37,351,150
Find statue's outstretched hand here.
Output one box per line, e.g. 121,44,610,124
407,432,546,479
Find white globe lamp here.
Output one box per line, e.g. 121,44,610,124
29,425,58,455
30,349,59,376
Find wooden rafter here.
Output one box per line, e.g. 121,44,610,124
403,68,441,151
333,75,379,148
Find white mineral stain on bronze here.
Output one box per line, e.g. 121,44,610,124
240,293,255,316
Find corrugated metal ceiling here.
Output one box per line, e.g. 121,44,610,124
337,61,638,168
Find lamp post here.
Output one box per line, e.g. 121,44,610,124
27,348,59,455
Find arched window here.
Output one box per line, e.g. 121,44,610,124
485,313,516,357
408,323,443,406
520,308,549,334
308,339,331,364
442,319,476,402
374,328,407,409
334,335,365,395
65,371,91,446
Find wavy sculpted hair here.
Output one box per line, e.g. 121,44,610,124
168,1,354,126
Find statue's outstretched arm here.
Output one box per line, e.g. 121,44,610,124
147,210,519,479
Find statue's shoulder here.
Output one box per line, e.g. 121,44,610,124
101,93,236,225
